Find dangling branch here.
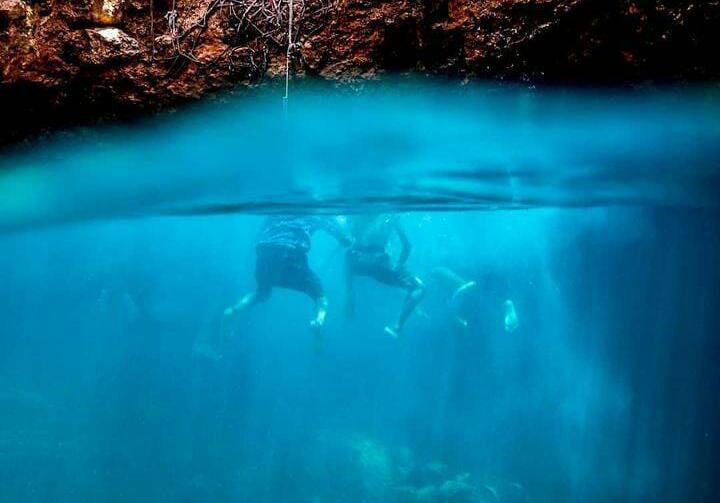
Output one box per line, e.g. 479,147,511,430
157,0,338,77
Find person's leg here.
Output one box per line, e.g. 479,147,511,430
344,257,357,319
356,252,425,338
215,287,270,349
300,270,328,351
213,249,275,355
309,294,329,352
224,288,271,318
285,253,328,336
225,245,275,318
195,286,270,360
431,266,476,299
311,295,328,329
430,266,478,327
299,264,327,329
431,266,468,289
384,276,425,338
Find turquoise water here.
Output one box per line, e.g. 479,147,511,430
0,82,719,502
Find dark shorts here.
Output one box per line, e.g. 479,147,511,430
255,244,324,299
346,248,417,290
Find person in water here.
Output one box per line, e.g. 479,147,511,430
430,266,519,332
345,214,425,338
224,215,352,337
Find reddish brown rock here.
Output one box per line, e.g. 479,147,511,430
1,0,34,76
90,0,124,25
1,0,28,20
76,28,141,65
1,0,720,145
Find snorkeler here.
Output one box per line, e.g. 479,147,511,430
223,215,352,338
345,214,425,338
430,266,519,332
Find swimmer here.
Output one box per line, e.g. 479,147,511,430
431,266,518,332
223,215,352,346
345,214,425,338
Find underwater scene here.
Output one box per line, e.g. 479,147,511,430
1,83,719,502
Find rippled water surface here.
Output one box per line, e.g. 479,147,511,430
1,82,719,230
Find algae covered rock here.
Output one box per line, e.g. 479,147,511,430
396,472,482,503
305,431,404,500
229,429,531,503
305,431,529,503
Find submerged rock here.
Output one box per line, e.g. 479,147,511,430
230,430,530,503
397,473,480,503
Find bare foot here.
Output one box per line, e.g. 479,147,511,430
384,325,400,339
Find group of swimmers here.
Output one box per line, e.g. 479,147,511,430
214,214,518,353
223,214,424,342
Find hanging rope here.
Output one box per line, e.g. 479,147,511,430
283,0,294,106
150,0,155,60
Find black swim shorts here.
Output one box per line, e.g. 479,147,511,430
346,248,417,290
255,244,324,299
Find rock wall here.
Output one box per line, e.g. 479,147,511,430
2,0,719,144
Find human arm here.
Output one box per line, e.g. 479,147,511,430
321,216,353,247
